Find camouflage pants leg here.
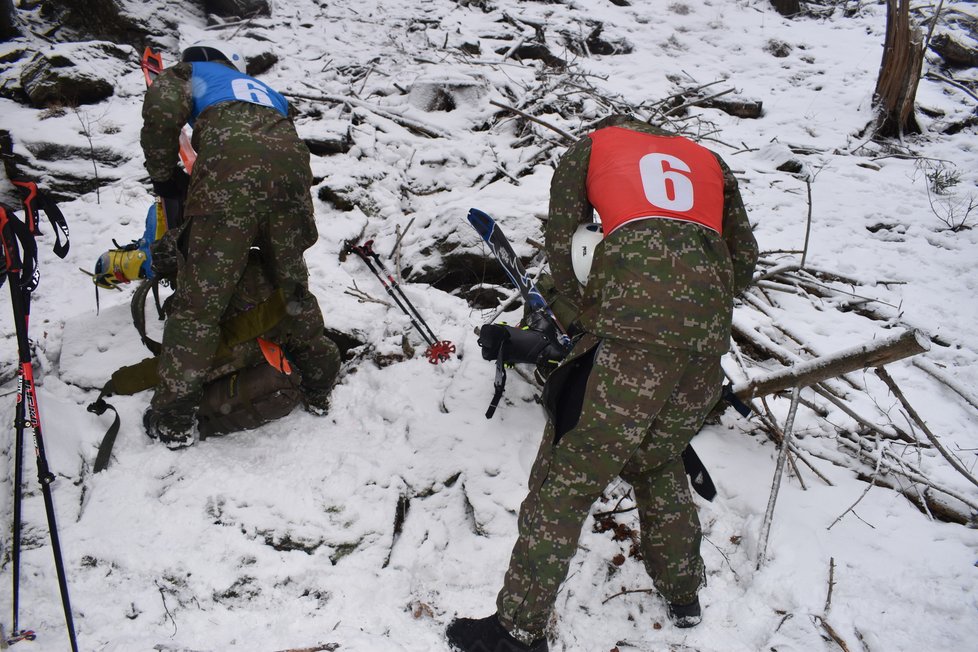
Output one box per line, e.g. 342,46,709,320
619,353,722,604
495,340,721,641
153,213,259,413
255,212,340,393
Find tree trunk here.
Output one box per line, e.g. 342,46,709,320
0,0,20,42
873,0,925,138
770,0,801,17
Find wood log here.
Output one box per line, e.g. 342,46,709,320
731,329,930,401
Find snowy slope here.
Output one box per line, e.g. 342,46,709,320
0,0,976,651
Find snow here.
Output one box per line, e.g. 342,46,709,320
1,0,977,650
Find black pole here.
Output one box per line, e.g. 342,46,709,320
11,311,24,634
1,200,78,650
7,276,79,652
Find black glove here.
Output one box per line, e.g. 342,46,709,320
152,167,190,199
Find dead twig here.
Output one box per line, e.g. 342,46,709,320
390,217,415,284
875,367,978,491
344,280,391,306
815,615,853,652
815,558,855,652
489,100,576,142
828,438,884,530
601,586,656,605
912,358,978,415
801,177,813,268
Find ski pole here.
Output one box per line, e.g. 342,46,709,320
347,243,434,345
0,203,78,651
344,240,454,364
359,240,442,343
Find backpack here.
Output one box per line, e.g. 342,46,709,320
87,208,302,471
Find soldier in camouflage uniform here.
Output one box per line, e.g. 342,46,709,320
141,40,340,449
448,115,758,652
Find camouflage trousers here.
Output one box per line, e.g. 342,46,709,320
496,338,721,641
152,210,340,416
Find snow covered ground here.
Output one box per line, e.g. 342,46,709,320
0,0,976,650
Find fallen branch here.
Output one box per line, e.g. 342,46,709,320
811,384,920,445
287,91,450,138
816,615,853,652
750,399,834,486
832,433,978,520
757,386,802,569
732,330,930,402
489,99,576,142
924,71,978,103
661,87,736,117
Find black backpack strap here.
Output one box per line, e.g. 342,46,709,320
87,358,159,473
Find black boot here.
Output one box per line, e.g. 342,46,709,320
143,407,196,450
446,613,548,652
667,597,702,628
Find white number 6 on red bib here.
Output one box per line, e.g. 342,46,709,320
639,153,695,212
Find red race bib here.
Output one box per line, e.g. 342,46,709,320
586,127,725,235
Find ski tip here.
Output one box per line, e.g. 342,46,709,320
466,207,492,225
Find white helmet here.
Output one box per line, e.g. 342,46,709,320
571,223,604,285
182,39,246,73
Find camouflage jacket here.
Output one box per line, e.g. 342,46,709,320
141,61,315,231
545,119,758,355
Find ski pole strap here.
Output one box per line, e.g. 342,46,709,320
0,205,39,292
486,340,508,419
12,179,70,259
5,629,37,645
